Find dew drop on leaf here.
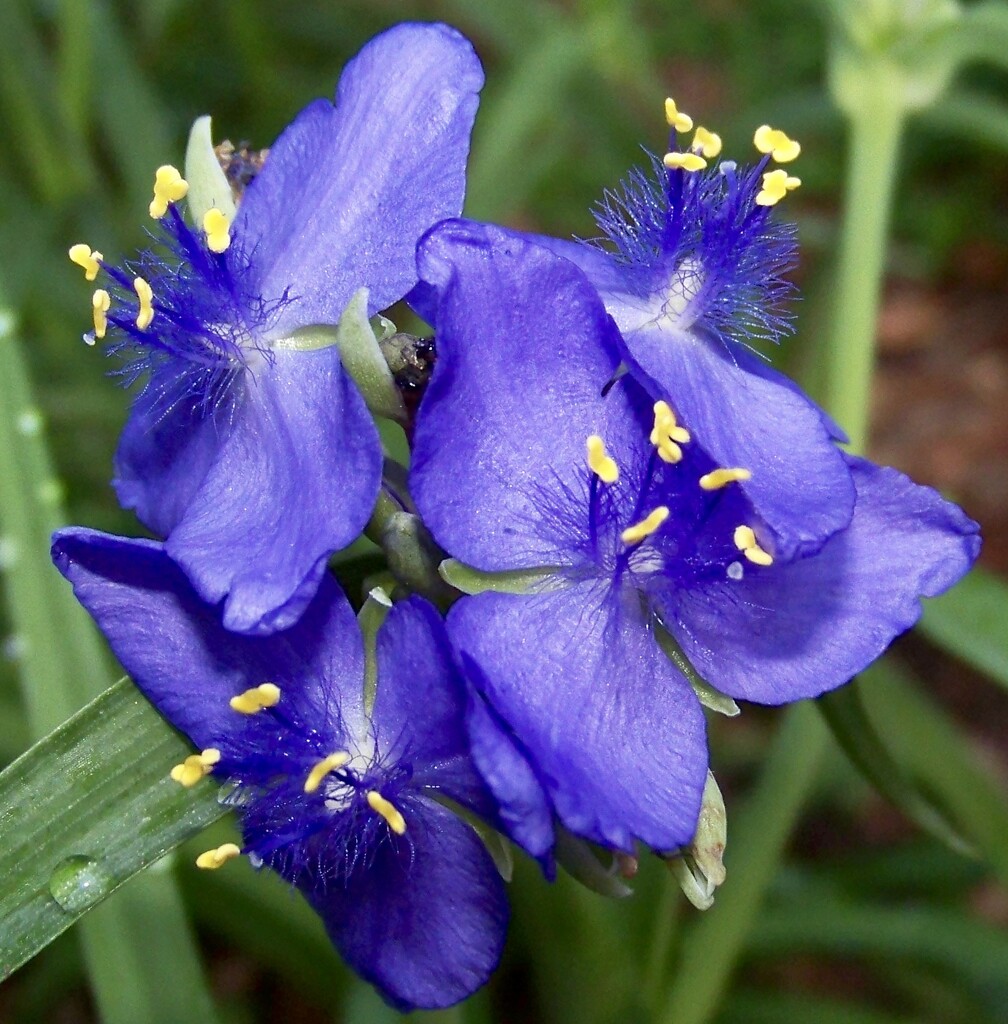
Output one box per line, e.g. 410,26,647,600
47,855,112,912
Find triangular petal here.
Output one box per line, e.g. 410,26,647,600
165,346,381,635
448,583,708,852
236,23,484,334
305,798,508,1011
666,457,981,703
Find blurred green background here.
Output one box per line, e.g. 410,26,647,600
1,1,1008,1022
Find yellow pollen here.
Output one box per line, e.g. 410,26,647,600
621,506,670,545
91,289,110,340
304,751,352,794
134,276,154,330
68,243,103,281
699,467,753,491
195,842,241,870
203,208,232,254
149,164,189,219
170,747,221,788
664,98,694,133
664,151,707,173
692,126,722,159
229,682,281,714
586,434,619,484
650,400,691,463
367,791,407,835
733,524,774,566
753,124,801,163
756,168,801,207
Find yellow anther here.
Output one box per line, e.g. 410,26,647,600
621,506,670,545
367,791,407,835
699,467,753,491
149,164,189,219
692,126,722,159
133,276,154,330
170,747,221,788
304,751,352,794
91,289,110,340
755,168,801,207
68,243,103,282
664,151,707,173
753,124,801,163
203,208,231,254
733,524,774,566
664,98,694,133
229,682,281,714
195,842,241,870
586,434,619,484
650,400,691,463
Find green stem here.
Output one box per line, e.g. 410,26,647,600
825,96,907,453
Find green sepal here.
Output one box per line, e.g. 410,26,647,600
183,115,236,224
438,557,557,597
357,587,392,716
554,827,634,899
435,797,515,883
663,771,727,911
276,288,407,425
654,625,740,717
0,679,225,978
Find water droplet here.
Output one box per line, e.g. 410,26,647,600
16,408,42,436
726,561,744,581
48,855,112,912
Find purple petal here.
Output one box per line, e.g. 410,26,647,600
306,798,508,1011
463,675,557,866
112,364,221,538
164,346,381,635
235,23,484,334
448,583,708,852
374,597,492,815
665,457,981,703
50,527,365,747
411,220,636,570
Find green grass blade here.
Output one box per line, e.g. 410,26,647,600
657,703,828,1024
918,567,1008,690
0,678,224,979
0,302,223,1022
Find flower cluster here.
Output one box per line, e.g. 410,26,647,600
54,21,980,1011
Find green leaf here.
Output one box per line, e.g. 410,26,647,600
0,678,225,979
919,566,1008,690
817,681,974,856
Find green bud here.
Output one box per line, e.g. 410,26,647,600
438,557,557,596
184,116,236,224
666,771,727,911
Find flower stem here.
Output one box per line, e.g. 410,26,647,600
824,95,907,453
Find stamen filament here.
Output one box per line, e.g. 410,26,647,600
68,243,103,281
195,843,241,870
170,747,221,787
621,506,670,545
586,434,619,484
304,751,352,794
699,467,752,490
367,791,407,835
230,682,281,714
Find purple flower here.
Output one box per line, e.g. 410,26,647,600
409,220,980,858
531,112,856,561
71,23,484,635
52,527,508,1011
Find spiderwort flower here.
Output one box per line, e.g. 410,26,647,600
410,221,980,858
67,23,484,635
532,103,855,560
51,527,508,1011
